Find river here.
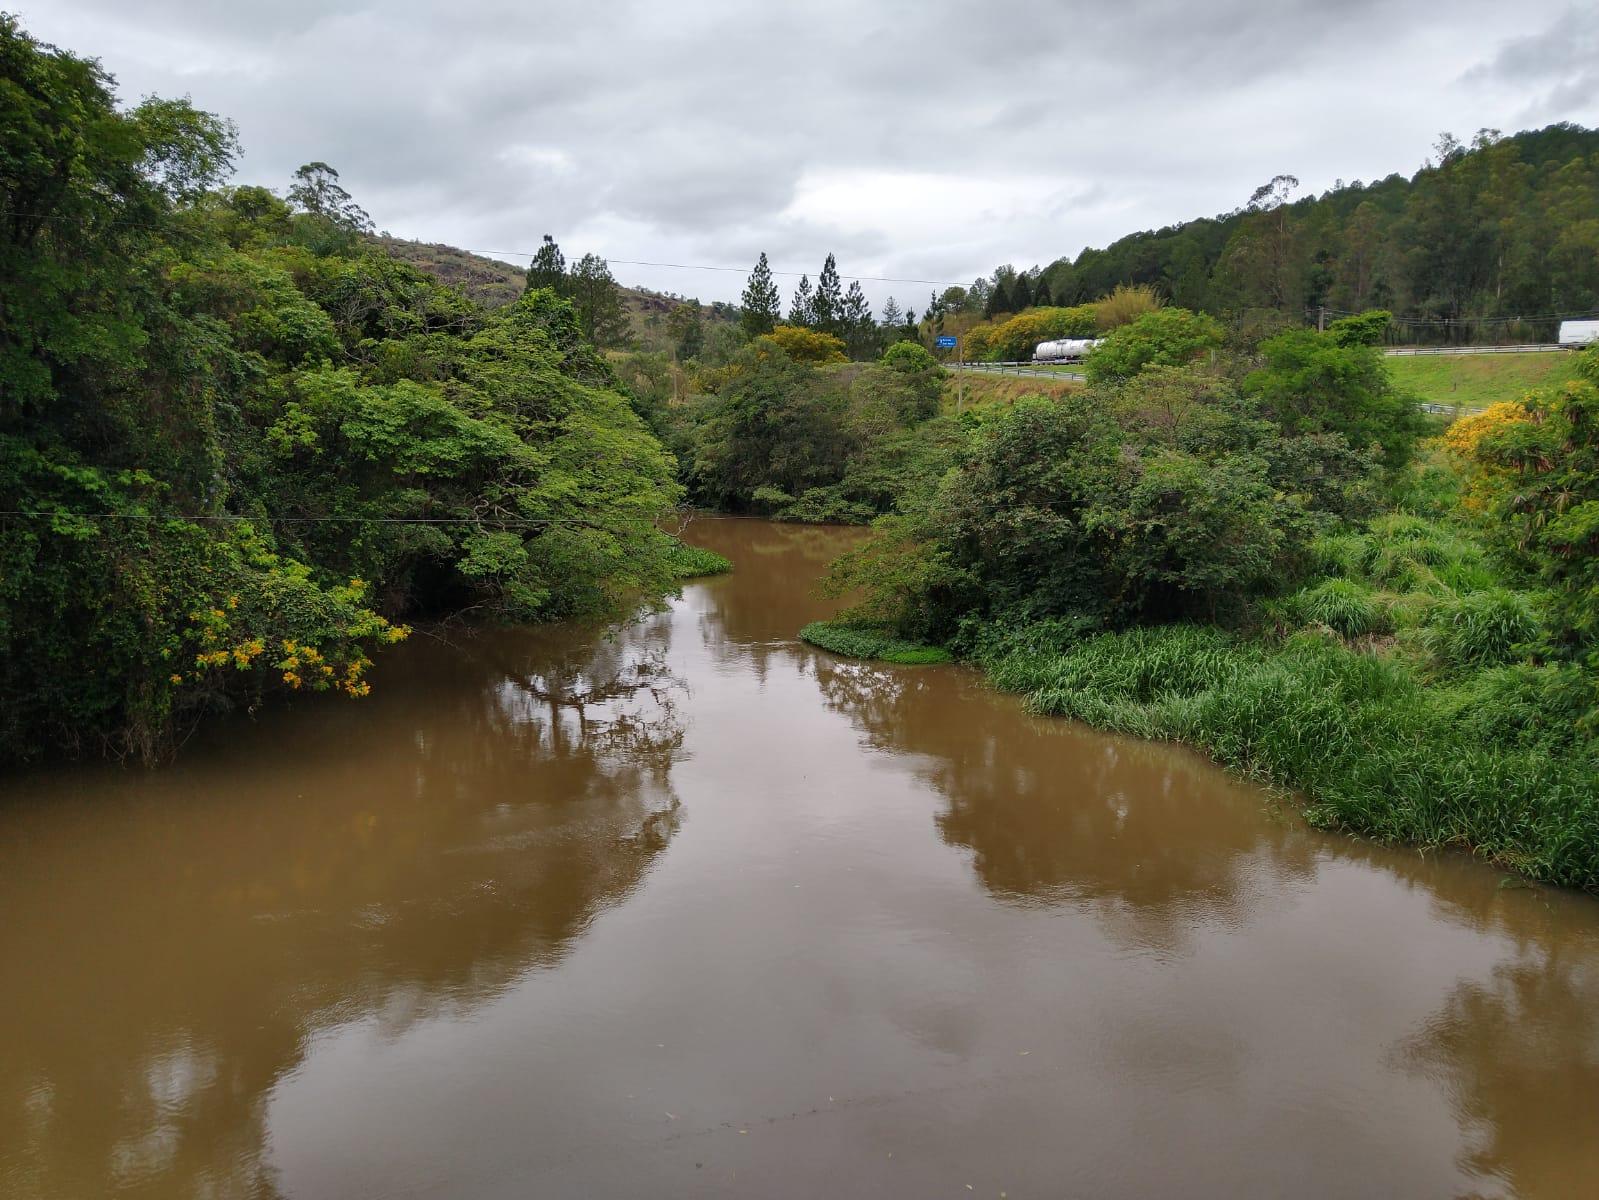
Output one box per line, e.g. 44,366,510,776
1,518,1596,1199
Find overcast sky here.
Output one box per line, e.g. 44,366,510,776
19,1,1599,310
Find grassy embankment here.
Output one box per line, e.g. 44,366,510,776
1384,350,1579,412
941,370,1079,411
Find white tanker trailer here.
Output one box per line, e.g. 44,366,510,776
1033,338,1102,362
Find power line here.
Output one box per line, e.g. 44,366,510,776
0,208,969,290
0,510,596,527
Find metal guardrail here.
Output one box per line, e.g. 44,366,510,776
947,361,1086,380
1383,344,1567,356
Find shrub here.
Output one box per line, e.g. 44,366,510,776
1093,284,1163,331
1422,588,1539,669
762,324,848,363
1287,579,1390,637
1084,307,1223,384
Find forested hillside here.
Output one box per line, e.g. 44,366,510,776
0,17,695,763
1035,125,1599,339
374,235,738,350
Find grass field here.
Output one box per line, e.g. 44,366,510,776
1385,351,1579,411
942,372,1079,411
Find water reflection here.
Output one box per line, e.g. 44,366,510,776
809,655,1315,952
1397,935,1599,1197
2,517,1598,1200
0,620,686,1200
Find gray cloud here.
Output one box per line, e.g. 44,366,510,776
1462,8,1599,124
18,0,1599,307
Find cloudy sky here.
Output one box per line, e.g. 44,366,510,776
19,1,1599,310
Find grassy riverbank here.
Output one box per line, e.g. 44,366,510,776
980,622,1598,891
799,621,952,664
819,504,1599,890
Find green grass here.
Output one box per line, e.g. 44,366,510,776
666,542,733,579
976,622,1599,891
1385,351,1579,411
800,620,953,665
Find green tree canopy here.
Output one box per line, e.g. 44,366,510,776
740,252,781,337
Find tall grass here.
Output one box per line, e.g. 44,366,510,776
976,622,1599,891
667,542,733,579
800,620,953,665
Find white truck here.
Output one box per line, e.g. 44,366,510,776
1558,319,1599,348
1033,338,1102,362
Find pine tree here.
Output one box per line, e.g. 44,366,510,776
568,252,628,347
789,274,814,326
984,276,1010,318
842,280,875,359
812,253,843,334
881,296,903,328
1012,272,1033,309
526,234,568,294
740,252,781,338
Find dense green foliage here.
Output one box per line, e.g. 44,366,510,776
660,338,950,521
1471,348,1599,683
1084,307,1224,383
1033,126,1599,339
0,19,685,762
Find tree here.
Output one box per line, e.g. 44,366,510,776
763,324,847,363
842,280,876,359
526,234,568,294
666,301,704,359
1244,327,1424,467
1012,273,1033,310
881,297,904,328
1084,307,1224,385
813,253,843,334
567,252,629,347
789,275,815,326
985,276,1011,318
287,162,372,232
740,252,781,338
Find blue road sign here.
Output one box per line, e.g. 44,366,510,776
936,335,958,348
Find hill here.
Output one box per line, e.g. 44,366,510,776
1035,124,1599,342
372,236,736,349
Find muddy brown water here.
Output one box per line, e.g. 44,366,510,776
1,518,1596,1200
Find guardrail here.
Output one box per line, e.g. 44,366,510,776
947,361,1086,379
1383,344,1568,356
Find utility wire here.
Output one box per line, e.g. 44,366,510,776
0,208,969,290
0,510,611,527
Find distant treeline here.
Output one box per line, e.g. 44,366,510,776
959,125,1599,343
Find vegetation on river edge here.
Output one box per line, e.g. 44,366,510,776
806,323,1599,890
0,19,690,762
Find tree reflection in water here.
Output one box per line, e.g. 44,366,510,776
0,620,688,1200
807,655,1317,954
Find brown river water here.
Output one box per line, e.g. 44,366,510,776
1,518,1597,1199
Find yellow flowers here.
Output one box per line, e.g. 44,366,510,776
1444,400,1528,458
169,674,184,685
281,670,303,689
